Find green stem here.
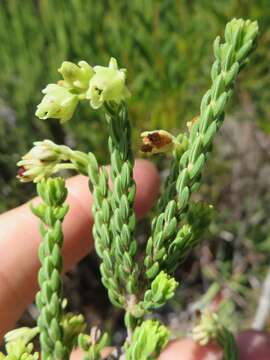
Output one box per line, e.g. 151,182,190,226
32,178,69,360
87,151,124,308
105,102,140,326
144,18,259,278
217,327,239,360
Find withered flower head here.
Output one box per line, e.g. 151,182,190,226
140,130,175,155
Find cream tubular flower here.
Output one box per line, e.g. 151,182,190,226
86,57,130,109
5,327,39,344
17,140,60,183
35,84,79,123
17,140,89,182
17,140,72,182
140,130,175,155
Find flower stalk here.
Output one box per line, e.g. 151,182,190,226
32,178,69,360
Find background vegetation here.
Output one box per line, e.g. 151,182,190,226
1,0,270,342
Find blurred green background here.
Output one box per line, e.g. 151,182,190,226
1,0,270,210
1,0,270,336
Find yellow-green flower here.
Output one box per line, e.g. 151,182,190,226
58,60,94,92
86,57,130,109
35,84,79,123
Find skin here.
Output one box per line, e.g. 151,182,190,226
0,159,269,359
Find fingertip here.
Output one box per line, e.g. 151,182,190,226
62,175,94,269
133,159,160,218
66,159,160,222
70,349,83,360
159,338,222,360
66,175,93,218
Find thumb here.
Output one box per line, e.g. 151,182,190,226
158,339,222,360
0,159,159,340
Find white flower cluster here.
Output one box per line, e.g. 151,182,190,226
17,140,79,183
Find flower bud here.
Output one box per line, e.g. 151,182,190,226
140,130,175,155
35,84,79,123
5,327,39,344
192,310,221,346
58,60,94,91
61,313,86,346
86,57,130,109
150,271,178,301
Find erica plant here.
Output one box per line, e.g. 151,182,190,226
2,18,258,360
